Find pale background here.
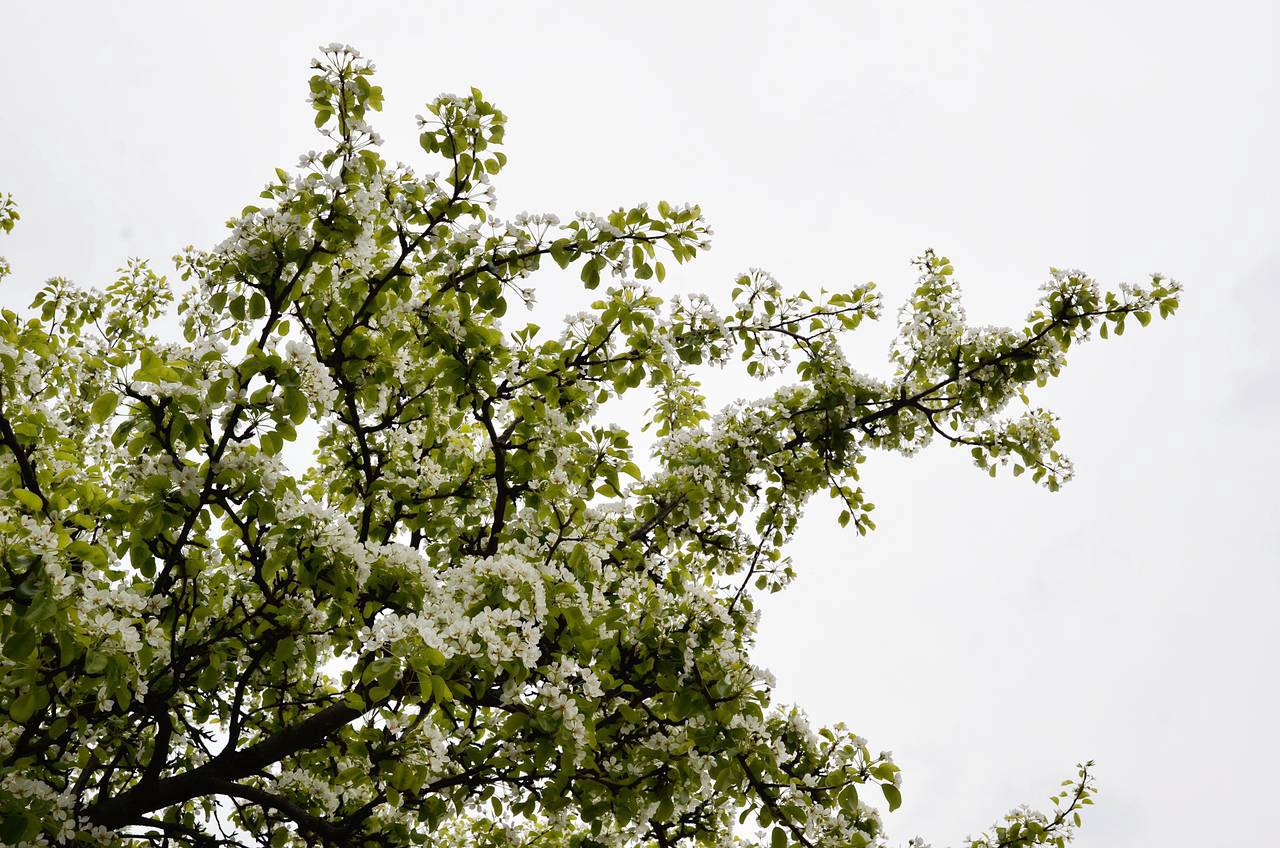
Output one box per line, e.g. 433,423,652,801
1,2,1277,845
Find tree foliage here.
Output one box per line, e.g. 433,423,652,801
0,45,1178,848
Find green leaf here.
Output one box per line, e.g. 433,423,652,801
12,488,42,512
8,690,37,723
881,783,902,811
771,826,787,848
130,542,155,578
581,257,603,289
68,540,108,568
90,391,120,424
3,630,36,661
0,813,31,844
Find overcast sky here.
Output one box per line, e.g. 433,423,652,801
2,2,1277,845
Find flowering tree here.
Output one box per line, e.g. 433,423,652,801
0,45,1179,848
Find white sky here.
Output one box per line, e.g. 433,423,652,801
2,2,1277,845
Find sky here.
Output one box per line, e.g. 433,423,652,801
1,2,1277,845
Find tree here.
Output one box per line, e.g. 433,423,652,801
0,44,1179,848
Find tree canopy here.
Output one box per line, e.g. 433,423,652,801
0,44,1179,848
